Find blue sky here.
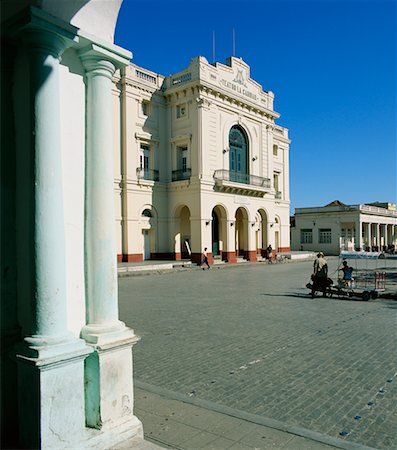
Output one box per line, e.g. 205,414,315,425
115,0,397,213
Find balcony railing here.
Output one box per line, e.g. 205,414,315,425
172,168,191,181
213,170,271,188
137,168,159,182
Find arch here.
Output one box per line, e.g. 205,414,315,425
139,205,157,260
211,204,228,260
173,204,191,260
235,206,249,259
257,208,269,257
229,125,249,182
222,118,255,152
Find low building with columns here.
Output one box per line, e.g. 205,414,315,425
1,1,144,448
291,200,397,255
113,56,291,264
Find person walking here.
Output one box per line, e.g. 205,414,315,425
201,247,211,270
311,252,328,297
266,244,273,262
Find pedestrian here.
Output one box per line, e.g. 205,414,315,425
267,244,273,261
201,247,210,270
311,252,328,297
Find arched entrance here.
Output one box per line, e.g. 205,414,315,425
229,125,248,183
235,207,249,259
140,208,157,260
257,209,269,257
174,205,191,260
212,205,228,260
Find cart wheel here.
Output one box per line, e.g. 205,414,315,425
370,291,378,300
362,291,370,301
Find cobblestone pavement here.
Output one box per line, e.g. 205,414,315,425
119,259,397,449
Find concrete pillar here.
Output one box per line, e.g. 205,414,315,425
368,222,372,251
247,221,257,261
14,22,92,450
78,45,143,438
223,220,237,263
356,219,362,251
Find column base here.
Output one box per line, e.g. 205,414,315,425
15,342,93,449
245,250,257,262
222,251,237,263
81,320,139,346
83,326,141,435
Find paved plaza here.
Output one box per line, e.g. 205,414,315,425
119,259,397,449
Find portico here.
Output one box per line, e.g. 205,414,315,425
291,201,397,255
1,3,143,448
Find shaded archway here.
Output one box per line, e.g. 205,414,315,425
212,205,228,260
235,207,249,259
257,209,269,257
174,205,191,260
140,207,157,260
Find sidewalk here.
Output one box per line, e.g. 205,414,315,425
122,385,371,450
117,252,317,277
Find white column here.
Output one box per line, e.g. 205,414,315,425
356,219,362,251
368,223,372,250
79,47,131,341
22,29,75,353
15,23,91,450
78,45,142,438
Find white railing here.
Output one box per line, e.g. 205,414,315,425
135,69,157,84
172,73,191,85
360,205,397,217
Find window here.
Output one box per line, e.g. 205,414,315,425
142,209,152,218
301,229,313,244
142,100,150,116
273,144,278,156
229,126,248,182
273,172,279,191
178,146,188,172
176,103,187,118
140,144,150,172
319,229,332,244
139,144,159,181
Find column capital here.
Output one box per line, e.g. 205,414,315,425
5,6,79,58
78,43,131,77
22,28,71,60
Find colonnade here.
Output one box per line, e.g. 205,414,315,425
360,222,397,251
10,8,142,449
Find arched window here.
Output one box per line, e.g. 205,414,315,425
229,126,248,183
142,209,152,218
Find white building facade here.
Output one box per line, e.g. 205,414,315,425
291,201,397,255
113,56,291,264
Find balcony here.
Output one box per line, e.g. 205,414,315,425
137,168,159,182
213,170,271,197
172,168,191,181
